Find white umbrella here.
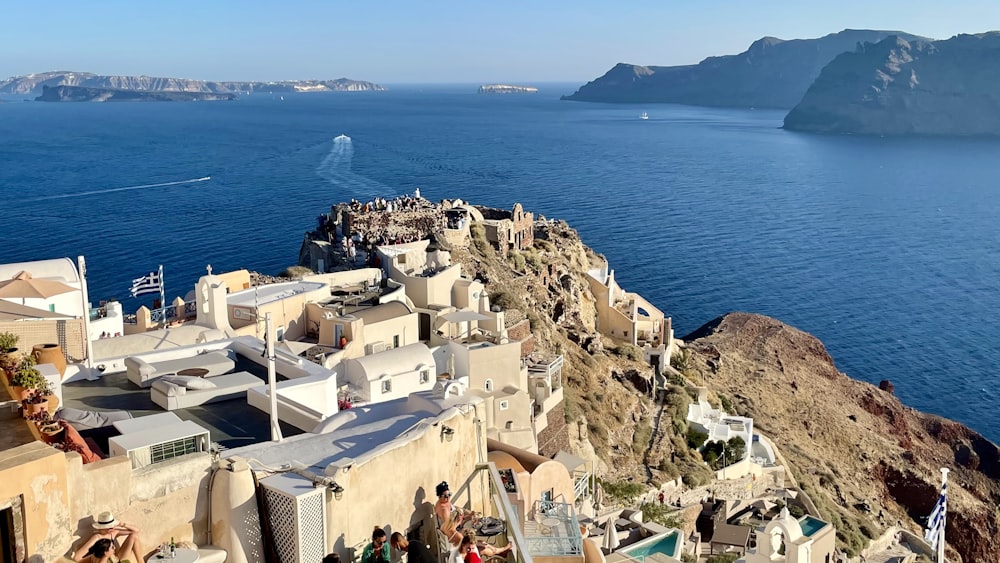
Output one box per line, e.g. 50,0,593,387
601,521,620,552
439,310,491,323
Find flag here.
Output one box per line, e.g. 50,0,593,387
924,480,946,550
130,270,162,298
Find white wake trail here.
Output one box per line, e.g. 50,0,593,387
27,176,211,202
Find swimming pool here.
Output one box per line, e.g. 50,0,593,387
799,516,828,537
619,530,681,560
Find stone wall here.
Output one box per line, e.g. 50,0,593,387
507,319,534,357
537,404,570,457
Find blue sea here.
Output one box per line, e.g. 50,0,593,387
2,85,999,443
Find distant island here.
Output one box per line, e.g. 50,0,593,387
478,84,538,94
1,71,385,96
35,85,237,103
562,29,926,108
784,32,1000,136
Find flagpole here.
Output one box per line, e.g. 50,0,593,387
938,467,949,562
265,312,283,442
158,265,165,315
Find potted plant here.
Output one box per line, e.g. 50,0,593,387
10,355,43,402
22,390,50,418
0,332,18,383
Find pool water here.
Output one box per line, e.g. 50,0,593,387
620,531,680,559
800,516,828,537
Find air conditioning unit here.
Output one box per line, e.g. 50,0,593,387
365,341,386,355
261,472,328,563
108,421,210,470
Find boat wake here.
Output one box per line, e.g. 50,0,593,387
316,135,390,199
25,177,211,202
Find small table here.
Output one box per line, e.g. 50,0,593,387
148,547,199,563
177,368,210,378
540,518,561,536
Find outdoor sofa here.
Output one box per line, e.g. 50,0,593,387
151,371,263,411
125,349,236,388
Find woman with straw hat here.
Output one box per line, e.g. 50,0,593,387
72,511,145,563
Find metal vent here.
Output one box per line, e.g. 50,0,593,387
262,473,327,563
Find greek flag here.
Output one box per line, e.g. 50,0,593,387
924,480,946,550
130,269,162,297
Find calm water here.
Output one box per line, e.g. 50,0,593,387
2,85,999,443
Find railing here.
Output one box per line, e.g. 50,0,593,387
524,500,583,557
149,306,178,324
573,471,592,501
88,307,108,321
453,463,534,563
184,301,197,315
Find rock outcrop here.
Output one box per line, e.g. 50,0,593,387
784,32,1000,136
1,71,385,96
684,313,1000,562
561,29,924,108
478,84,538,94
35,85,237,102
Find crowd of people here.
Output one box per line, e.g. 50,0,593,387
334,480,512,563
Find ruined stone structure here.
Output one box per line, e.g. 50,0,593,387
477,203,534,257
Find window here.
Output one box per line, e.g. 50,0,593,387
485,379,494,392
420,370,430,384
381,380,392,394
393,335,400,348
499,400,509,411
505,421,513,430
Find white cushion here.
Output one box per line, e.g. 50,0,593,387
185,378,216,390
153,379,186,397
160,375,217,390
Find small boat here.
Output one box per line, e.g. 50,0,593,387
640,112,649,120
333,134,352,142
280,96,285,101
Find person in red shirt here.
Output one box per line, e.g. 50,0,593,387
459,533,481,563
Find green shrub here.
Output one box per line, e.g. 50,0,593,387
0,332,18,352
613,343,644,362
470,223,492,254
489,290,519,311
639,502,684,528
717,393,734,414
523,250,543,271
706,554,738,563
509,252,526,271
280,265,313,278
599,479,645,504
633,422,653,452
670,349,690,371
686,428,708,449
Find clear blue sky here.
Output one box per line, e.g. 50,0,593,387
3,0,998,84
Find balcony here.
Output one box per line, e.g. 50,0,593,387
522,500,583,558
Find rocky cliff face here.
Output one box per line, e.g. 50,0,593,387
35,85,237,102
562,29,924,108
0,71,385,95
684,313,1000,562
784,32,1000,135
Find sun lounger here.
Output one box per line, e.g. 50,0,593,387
152,371,263,410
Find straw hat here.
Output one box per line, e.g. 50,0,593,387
92,511,119,530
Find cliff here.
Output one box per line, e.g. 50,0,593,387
784,32,1000,135
683,313,999,562
1,71,385,95
562,29,925,108
478,84,539,94
300,202,999,560
34,85,236,102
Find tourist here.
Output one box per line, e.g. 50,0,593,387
434,482,512,558
459,533,480,563
73,512,144,563
323,554,341,563
361,527,391,563
390,532,436,563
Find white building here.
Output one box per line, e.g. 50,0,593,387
340,342,438,404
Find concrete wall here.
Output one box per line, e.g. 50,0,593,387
0,442,70,562
362,315,420,352
216,270,252,293
465,341,525,392
0,441,211,562
323,408,484,560
229,285,329,341
344,361,435,403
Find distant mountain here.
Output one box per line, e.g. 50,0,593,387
562,29,927,109
478,84,538,94
784,32,1000,136
35,85,237,102
0,71,385,96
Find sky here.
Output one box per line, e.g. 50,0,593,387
2,1,998,84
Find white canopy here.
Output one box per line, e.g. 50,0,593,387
601,521,620,552
439,310,491,323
